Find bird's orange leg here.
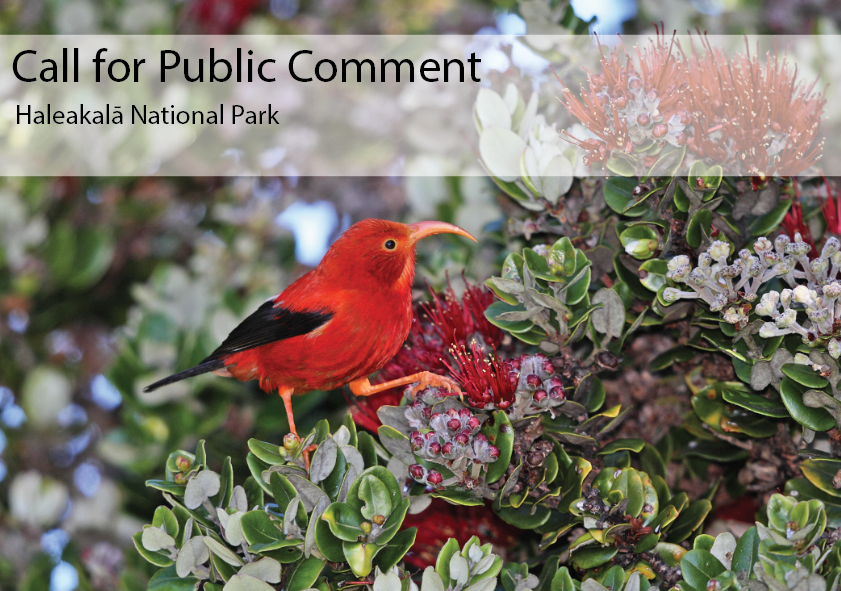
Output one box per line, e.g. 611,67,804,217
349,371,461,398
278,386,317,471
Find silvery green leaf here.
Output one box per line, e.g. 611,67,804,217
306,495,330,558
450,554,470,586
217,507,230,529
262,465,307,484
176,536,209,578
480,127,527,182
379,429,415,465
239,557,282,584
204,536,244,566
492,277,525,294
521,147,542,194
750,363,774,391
377,406,413,435
288,475,329,512
518,92,539,139
141,526,175,552
467,543,484,565
496,308,542,322
591,289,625,339
475,89,512,132
803,427,815,444
502,83,520,116
185,471,221,510
422,567,446,591
409,495,432,515
339,464,357,503
224,574,276,591
225,511,245,546
465,579,498,591
526,289,566,313
309,438,338,484
472,554,496,576
333,426,351,447
182,518,193,543
582,579,610,591
231,486,248,512
387,456,409,483
770,349,794,378
284,498,304,537
625,573,641,591
539,155,573,205
710,532,736,570
374,570,403,591
341,445,365,476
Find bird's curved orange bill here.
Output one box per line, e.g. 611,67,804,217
408,221,477,244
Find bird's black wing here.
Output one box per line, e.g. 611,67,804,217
206,299,332,359
143,300,332,392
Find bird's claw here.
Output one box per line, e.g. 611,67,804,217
409,371,462,398
302,444,318,473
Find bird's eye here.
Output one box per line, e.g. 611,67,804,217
384,239,397,250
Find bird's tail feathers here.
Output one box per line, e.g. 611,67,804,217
143,359,226,392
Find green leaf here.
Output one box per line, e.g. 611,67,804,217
721,389,789,418
347,466,402,511
147,565,199,591
619,225,659,260
570,545,618,569
358,475,392,520
146,480,187,497
343,541,382,577
436,538,461,586
667,500,712,543
731,526,759,575
801,458,841,498
750,199,791,236
686,209,713,249
321,503,366,542
604,177,642,214
375,528,417,573
248,440,287,466
286,556,326,591
485,301,535,333
240,511,290,553
598,438,645,455
132,531,174,567
605,154,638,179
779,377,835,431
314,518,346,563
550,567,575,591
67,227,115,289
483,410,514,484
781,364,830,389
680,549,726,591
152,507,179,538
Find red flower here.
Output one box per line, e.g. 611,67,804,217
820,178,841,237
421,278,503,350
782,183,816,256
445,343,517,410
401,499,517,569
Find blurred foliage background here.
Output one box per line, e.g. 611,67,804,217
1,0,841,590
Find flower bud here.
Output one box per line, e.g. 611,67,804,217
652,123,669,137
759,322,778,339
793,285,813,305
427,471,443,485
446,408,459,418
823,237,840,257
428,441,442,455
424,431,437,440
708,241,730,261
459,408,472,418
455,432,470,445
412,436,425,450
663,287,682,303
546,376,564,390
542,360,555,375
487,446,500,459
549,386,566,400
526,374,542,388
709,293,727,312
422,407,432,419
811,257,829,275
174,472,187,485
475,433,488,443
637,113,651,126
824,282,841,299
175,455,192,472
372,514,385,526
533,389,548,402
613,95,628,109
361,521,372,533
442,442,454,456
408,464,426,480
447,418,461,431
776,308,798,329
467,417,481,430
774,234,791,252
829,339,841,360
283,433,300,451
754,237,773,252
756,292,779,317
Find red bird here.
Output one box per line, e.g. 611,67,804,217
144,219,475,445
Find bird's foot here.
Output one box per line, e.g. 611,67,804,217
408,371,462,397
302,444,318,473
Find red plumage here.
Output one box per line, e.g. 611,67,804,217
144,218,475,448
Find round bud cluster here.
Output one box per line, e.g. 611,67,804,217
409,406,500,466
506,353,567,419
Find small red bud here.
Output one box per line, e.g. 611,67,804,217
475,433,488,443
546,376,563,389
542,361,555,375
446,408,459,418
442,442,454,455
613,95,627,109
410,431,420,440
509,358,522,370
455,432,470,445
424,431,437,441
408,464,426,479
430,412,441,422
526,374,541,387
487,446,500,459
637,113,651,127
674,133,686,146
533,353,547,362
412,436,424,450
549,386,566,401
646,89,659,101
652,123,669,138
427,471,443,485
447,418,462,431
428,441,442,455
459,408,472,418
467,417,481,430
422,407,432,419
534,389,548,402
